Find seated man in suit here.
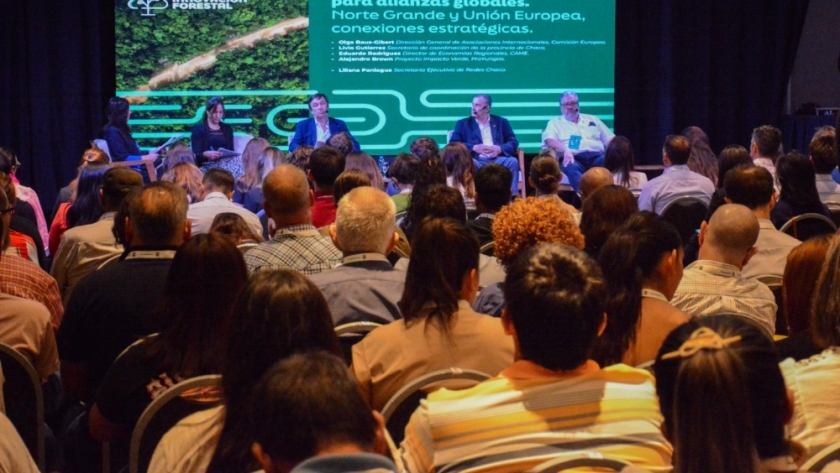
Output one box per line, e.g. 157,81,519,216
449,94,520,194
289,93,360,153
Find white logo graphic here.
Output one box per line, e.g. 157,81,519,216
128,0,170,17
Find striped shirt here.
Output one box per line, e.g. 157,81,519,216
398,363,672,473
244,224,341,275
671,260,777,336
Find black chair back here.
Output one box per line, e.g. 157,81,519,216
659,197,708,245
779,213,837,241
129,375,222,473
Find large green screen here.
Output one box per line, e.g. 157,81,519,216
116,0,614,153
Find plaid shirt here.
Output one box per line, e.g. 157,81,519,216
671,260,777,336
0,253,64,330
244,224,341,275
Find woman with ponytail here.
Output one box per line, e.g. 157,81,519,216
655,316,799,473
594,211,689,366
528,155,580,221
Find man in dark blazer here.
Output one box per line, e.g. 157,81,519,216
449,94,520,194
289,93,360,153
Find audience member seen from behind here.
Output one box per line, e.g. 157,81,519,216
309,187,403,326
233,137,271,209
53,146,110,219
751,124,783,176
681,126,720,186
49,162,109,256
655,316,799,473
0,147,48,248
88,234,248,449
771,150,831,229
709,145,754,218
326,131,356,158
409,136,440,163
210,212,264,246
161,162,204,204
332,169,371,205
473,196,584,317
155,142,195,180
780,235,840,458
1,174,47,268
468,163,512,248
595,212,688,367
441,142,477,209
579,167,615,203
248,352,396,473
308,145,346,228
351,218,514,411
236,146,284,214
809,126,840,203
149,269,342,473
671,204,778,337
346,151,386,191
187,168,263,237
401,161,447,241
387,153,421,213
100,96,159,164
528,155,580,221
604,135,647,193
286,144,314,174
399,243,672,472
579,184,638,259
776,235,832,361
638,134,715,215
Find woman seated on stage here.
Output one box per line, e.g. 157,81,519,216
190,96,239,176
100,97,159,164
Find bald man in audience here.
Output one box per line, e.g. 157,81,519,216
578,166,613,201
58,182,191,403
723,166,800,280
308,187,405,325
244,165,341,275
671,203,777,336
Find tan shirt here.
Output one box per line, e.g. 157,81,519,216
0,294,59,379
622,297,690,367
351,300,514,411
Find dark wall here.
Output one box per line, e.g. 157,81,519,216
789,0,840,110
0,0,809,207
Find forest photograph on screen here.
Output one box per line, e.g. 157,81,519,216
115,0,310,147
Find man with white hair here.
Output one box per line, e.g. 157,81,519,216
543,90,615,191
307,186,405,326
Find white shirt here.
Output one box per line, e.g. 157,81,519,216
542,113,615,154
815,174,840,203
316,120,331,143
780,347,840,457
637,164,715,214
741,219,800,280
187,191,263,236
753,157,776,177
612,171,648,194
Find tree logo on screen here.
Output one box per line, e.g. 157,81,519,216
128,0,169,17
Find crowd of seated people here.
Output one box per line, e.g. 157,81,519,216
3,115,840,473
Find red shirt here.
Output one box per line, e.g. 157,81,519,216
311,190,336,229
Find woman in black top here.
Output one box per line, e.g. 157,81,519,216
100,97,159,163
771,150,831,229
190,96,239,176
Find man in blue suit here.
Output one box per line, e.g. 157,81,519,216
289,94,360,153
449,94,520,194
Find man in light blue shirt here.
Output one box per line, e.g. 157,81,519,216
638,135,715,214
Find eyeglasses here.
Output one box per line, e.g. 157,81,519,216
561,102,579,107
0,207,15,217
